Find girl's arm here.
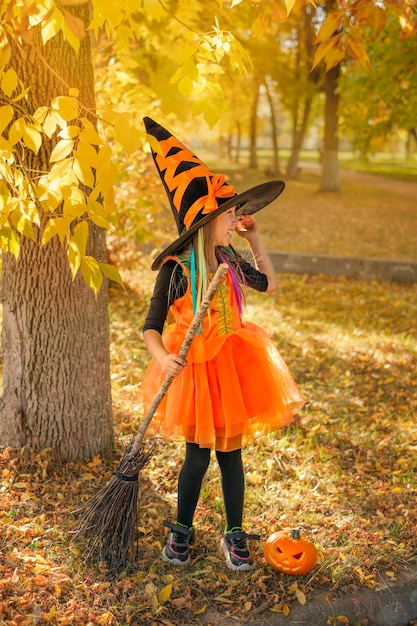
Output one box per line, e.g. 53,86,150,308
236,215,278,292
143,329,188,377
143,262,188,377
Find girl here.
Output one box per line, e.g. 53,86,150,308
141,117,305,571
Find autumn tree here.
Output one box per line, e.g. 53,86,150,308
0,3,119,461
0,0,252,462
339,14,417,159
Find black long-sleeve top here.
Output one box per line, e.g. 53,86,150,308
143,252,268,335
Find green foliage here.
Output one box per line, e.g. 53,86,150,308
339,15,417,157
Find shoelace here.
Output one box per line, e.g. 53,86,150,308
228,530,260,553
163,520,193,543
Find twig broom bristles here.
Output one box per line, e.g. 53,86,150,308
73,263,228,574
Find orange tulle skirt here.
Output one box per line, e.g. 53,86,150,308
141,320,305,452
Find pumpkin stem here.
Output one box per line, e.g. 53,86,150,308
290,528,301,540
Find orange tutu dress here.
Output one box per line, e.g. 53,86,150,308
141,258,305,452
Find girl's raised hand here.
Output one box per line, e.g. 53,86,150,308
235,214,258,239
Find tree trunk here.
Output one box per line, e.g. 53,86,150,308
319,61,341,191
264,79,280,175
0,6,114,461
286,98,312,179
249,83,260,169
234,121,241,164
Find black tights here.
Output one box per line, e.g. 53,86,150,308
176,442,245,530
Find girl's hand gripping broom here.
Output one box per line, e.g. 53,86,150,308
74,263,228,574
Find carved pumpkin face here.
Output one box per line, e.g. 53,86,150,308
264,529,318,575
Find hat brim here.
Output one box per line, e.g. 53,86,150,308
151,179,285,270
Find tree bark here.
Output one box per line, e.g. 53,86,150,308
0,6,114,461
264,79,280,175
249,83,260,169
320,63,341,192
286,98,312,179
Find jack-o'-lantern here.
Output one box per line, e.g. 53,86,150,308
264,528,317,575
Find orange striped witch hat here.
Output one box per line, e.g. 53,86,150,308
144,116,285,270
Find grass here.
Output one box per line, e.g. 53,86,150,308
1,166,417,625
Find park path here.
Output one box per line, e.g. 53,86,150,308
301,160,417,201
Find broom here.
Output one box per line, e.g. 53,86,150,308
74,263,228,574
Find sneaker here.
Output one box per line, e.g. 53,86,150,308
220,527,260,571
161,520,195,566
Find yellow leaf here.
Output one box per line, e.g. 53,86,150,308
41,11,61,45
158,583,172,604
73,157,95,187
61,8,85,41
311,34,341,71
296,589,306,605
193,605,207,615
145,133,164,156
59,125,81,139
82,473,96,480
0,227,20,258
62,183,86,216
0,105,14,135
366,4,387,34
79,126,101,145
87,197,110,228
142,0,166,21
344,34,370,70
336,616,350,624
271,2,286,24
284,0,296,15
67,243,81,277
42,217,74,246
50,139,74,163
324,45,345,71
81,256,103,295
49,159,78,186
315,12,344,43
22,124,43,154
251,11,269,38
72,220,88,257
10,207,35,240
1,67,18,97
8,117,25,146
52,95,78,122
114,120,141,155
96,161,117,195
0,42,11,71
75,141,99,168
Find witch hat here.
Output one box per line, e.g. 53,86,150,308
144,116,285,269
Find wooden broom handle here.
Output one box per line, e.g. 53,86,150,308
130,263,228,456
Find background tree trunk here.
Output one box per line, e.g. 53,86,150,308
249,83,260,169
320,63,341,191
0,5,114,461
264,79,280,175
286,98,312,179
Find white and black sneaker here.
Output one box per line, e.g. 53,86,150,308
161,520,195,566
220,527,260,571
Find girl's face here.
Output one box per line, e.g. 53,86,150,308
213,207,239,247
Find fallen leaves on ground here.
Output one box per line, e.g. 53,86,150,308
1,169,417,624
1,264,416,625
